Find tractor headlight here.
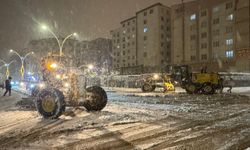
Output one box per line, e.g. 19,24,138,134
56,74,61,79
64,82,70,88
153,74,160,80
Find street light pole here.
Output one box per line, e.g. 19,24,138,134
10,49,34,79
0,59,15,78
41,25,76,57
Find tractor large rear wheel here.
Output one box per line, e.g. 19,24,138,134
35,88,66,119
84,86,107,111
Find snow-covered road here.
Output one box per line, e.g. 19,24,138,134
0,89,249,149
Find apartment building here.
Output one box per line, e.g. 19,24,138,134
235,0,250,71
111,3,171,74
172,0,250,72
111,16,137,74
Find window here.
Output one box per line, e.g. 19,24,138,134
226,50,234,58
191,55,196,61
190,25,196,31
123,51,125,55
227,14,234,21
201,21,207,28
226,26,233,33
213,41,220,47
201,11,207,17
201,54,207,60
190,35,196,40
122,24,125,27
201,32,207,39
144,36,147,41
161,16,164,21
144,11,147,16
122,37,125,42
144,27,148,33
226,39,233,45
150,9,154,14
213,29,220,36
123,44,125,48
190,14,196,20
132,27,135,31
213,18,220,24
143,52,147,57
201,43,207,49
127,22,130,26
226,2,233,9
143,20,147,24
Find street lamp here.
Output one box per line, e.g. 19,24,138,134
10,49,34,79
41,24,77,56
0,59,15,78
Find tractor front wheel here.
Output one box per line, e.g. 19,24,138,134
35,88,66,119
185,83,197,94
141,83,156,92
202,84,215,95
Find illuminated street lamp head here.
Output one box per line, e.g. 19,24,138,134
10,49,13,53
41,25,47,30
88,64,94,70
73,32,77,36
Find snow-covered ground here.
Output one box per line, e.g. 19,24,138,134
0,87,249,149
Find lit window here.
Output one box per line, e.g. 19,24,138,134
226,50,234,58
144,27,148,33
123,30,126,34
226,39,233,45
227,14,234,21
190,14,196,20
117,45,120,49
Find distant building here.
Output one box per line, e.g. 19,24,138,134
27,37,112,75
111,3,171,74
171,0,250,72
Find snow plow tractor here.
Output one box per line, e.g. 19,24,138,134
168,65,222,95
32,55,107,119
141,74,175,92
182,73,221,95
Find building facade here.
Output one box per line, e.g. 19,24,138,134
111,3,171,74
171,0,250,72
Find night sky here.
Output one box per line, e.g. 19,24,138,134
0,0,193,57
